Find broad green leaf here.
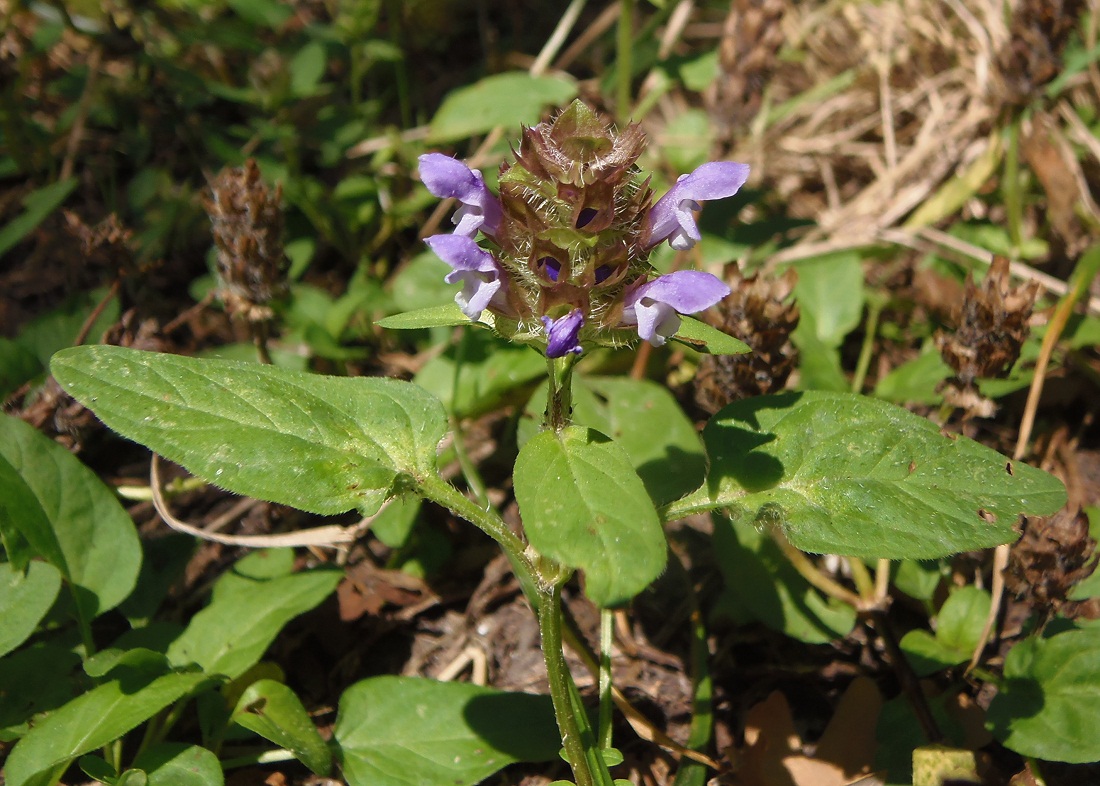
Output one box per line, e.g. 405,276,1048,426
0,413,141,625
790,329,848,392
231,679,331,775
388,251,459,313
520,377,706,505
0,178,77,259
0,286,120,397
873,349,950,405
289,41,327,97
133,743,223,786
987,629,1100,763
4,669,209,786
0,644,82,740
428,73,577,143
0,561,62,657
672,391,1065,559
712,513,856,644
658,109,713,174
900,587,991,676
792,252,865,347
514,426,666,607
369,495,422,548
415,330,545,418
893,559,946,603
333,676,559,786
375,303,470,330
166,563,341,679
672,316,750,355
51,346,448,516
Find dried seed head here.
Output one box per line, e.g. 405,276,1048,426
63,211,137,277
706,0,786,140
936,257,1040,416
204,159,288,322
994,0,1086,107
1005,508,1097,617
694,269,800,413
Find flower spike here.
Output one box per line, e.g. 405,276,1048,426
645,161,750,250
541,309,585,357
419,153,503,237
424,234,504,320
622,271,731,346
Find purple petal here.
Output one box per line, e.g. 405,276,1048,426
645,161,750,250
622,271,731,346
541,309,585,357
424,234,503,320
418,153,502,236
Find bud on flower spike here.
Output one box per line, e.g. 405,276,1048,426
418,100,748,357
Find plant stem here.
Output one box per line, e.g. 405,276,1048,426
545,354,578,431
850,295,883,394
538,585,603,786
418,474,528,565
597,607,614,750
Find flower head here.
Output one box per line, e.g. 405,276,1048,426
419,153,502,237
418,101,749,356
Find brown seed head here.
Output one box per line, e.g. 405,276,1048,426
204,159,288,322
695,268,800,412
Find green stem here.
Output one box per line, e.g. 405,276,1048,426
537,585,605,786
1004,120,1023,252
597,608,614,750
545,354,578,431
418,474,528,563
850,296,883,394
615,0,635,121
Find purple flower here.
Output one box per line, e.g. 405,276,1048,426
419,153,503,237
424,234,504,320
645,161,750,251
622,271,731,346
541,309,585,357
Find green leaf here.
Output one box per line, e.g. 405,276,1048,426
712,512,856,644
375,303,470,330
289,41,327,97
4,669,210,786
133,743,223,786
51,346,448,516
672,391,1066,559
987,629,1100,763
428,72,577,143
231,679,331,775
672,316,750,355
0,413,141,625
900,587,991,676
520,377,706,505
333,676,559,786
166,563,341,680
0,178,77,259
514,426,666,607
873,349,950,405
791,252,865,347
415,330,546,418
0,561,62,657
0,644,82,740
